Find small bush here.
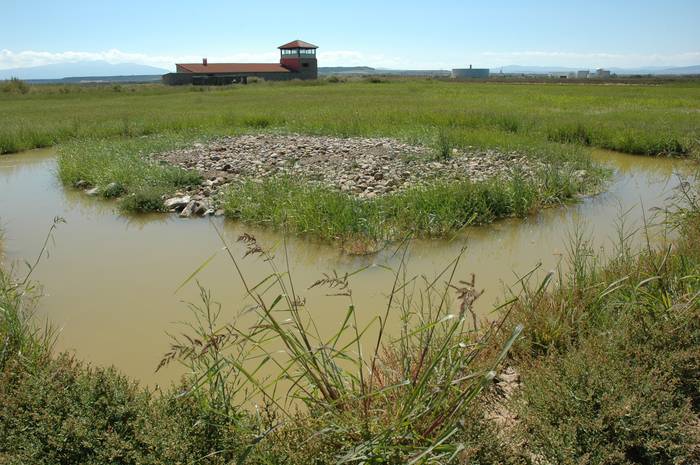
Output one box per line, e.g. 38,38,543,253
365,76,385,83
102,182,126,198
495,115,520,134
547,123,594,145
516,338,699,465
242,116,272,129
1,77,30,94
119,189,166,213
0,354,250,465
433,129,454,160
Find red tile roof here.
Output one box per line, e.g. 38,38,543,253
176,63,291,74
278,40,318,49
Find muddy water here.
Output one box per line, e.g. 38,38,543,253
0,148,692,386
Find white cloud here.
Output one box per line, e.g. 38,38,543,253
0,49,284,71
0,48,698,71
0,48,407,71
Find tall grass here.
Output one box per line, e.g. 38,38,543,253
2,170,700,462
57,136,201,212
0,217,62,369
221,160,598,247
494,173,700,463
0,78,30,95
157,228,525,463
1,80,698,156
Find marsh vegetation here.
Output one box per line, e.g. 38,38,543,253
1,78,699,463
2,175,699,463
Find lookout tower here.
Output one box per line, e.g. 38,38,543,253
279,40,318,79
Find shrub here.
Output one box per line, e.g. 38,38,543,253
0,355,250,465
242,116,272,129
0,77,30,94
102,182,127,198
516,337,699,465
547,123,594,145
434,128,454,160
119,189,166,213
365,76,385,83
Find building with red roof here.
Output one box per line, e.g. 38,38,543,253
162,40,318,85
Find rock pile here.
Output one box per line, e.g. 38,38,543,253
154,134,545,215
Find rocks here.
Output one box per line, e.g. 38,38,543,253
153,134,545,204
103,182,126,198
84,187,100,196
74,180,90,189
179,200,209,218
164,195,191,211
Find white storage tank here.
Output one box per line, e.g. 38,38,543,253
452,65,490,79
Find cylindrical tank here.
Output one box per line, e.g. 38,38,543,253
451,67,490,79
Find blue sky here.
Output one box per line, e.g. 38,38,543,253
2,0,699,70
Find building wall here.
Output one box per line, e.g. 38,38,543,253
164,59,317,85
451,68,490,79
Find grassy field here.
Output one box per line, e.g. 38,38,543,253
3,78,700,462
2,79,699,156
2,170,699,464
3,78,684,245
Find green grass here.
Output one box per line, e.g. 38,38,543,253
496,181,700,463
1,79,698,156
57,136,201,212
221,151,600,246
2,170,700,463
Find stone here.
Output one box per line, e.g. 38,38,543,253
193,201,208,216
150,134,541,207
179,201,196,218
85,187,100,196
74,180,89,189
164,196,192,211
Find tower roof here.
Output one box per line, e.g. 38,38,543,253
278,40,318,50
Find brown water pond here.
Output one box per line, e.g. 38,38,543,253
0,148,692,387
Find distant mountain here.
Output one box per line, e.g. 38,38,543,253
652,65,700,75
319,66,450,77
495,65,700,75
0,61,169,80
319,66,377,75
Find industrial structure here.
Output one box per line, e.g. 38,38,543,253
162,40,318,85
451,65,490,79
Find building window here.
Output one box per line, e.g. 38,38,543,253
302,63,309,67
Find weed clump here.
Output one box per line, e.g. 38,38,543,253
220,164,589,246
517,337,697,465
242,116,272,129
433,128,454,160
547,123,594,145
0,77,29,95
102,182,126,198
119,189,166,213
57,136,201,212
